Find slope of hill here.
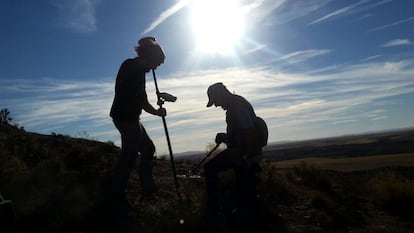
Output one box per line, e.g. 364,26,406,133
0,123,119,232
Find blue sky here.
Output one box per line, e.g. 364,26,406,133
1,0,413,155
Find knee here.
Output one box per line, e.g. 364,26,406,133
140,144,155,159
145,143,155,156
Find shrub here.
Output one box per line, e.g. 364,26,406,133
371,170,414,219
259,161,296,205
293,161,333,193
0,108,12,125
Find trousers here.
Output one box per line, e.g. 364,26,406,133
111,120,156,202
203,149,261,217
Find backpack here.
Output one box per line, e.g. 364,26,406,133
255,116,268,147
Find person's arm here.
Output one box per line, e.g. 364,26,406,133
141,97,166,117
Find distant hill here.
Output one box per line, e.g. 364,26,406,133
262,128,414,161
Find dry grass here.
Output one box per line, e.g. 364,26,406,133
273,153,414,171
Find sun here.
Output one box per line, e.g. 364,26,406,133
189,0,245,55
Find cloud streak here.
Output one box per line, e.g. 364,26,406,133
277,49,331,64
381,39,412,47
237,0,331,27
360,54,384,62
368,17,414,32
310,0,369,25
141,0,190,35
310,0,392,25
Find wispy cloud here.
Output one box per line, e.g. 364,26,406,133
277,49,331,64
310,0,392,25
1,78,113,134
141,0,190,35
244,44,267,54
310,0,369,25
241,0,331,27
381,39,412,47
50,0,98,33
3,58,414,153
368,17,414,32
360,54,384,62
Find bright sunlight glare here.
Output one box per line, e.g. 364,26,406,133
190,0,245,55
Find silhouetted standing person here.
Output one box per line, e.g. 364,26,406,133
107,37,166,231
204,82,263,231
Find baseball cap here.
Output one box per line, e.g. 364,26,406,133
207,82,226,107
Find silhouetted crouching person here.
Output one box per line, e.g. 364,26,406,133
107,37,166,232
204,83,263,231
